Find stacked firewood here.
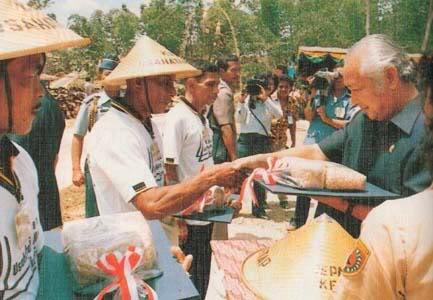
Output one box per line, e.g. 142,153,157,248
49,87,86,119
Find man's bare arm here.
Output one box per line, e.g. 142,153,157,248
220,124,237,161
133,163,243,220
71,134,85,186
234,144,329,170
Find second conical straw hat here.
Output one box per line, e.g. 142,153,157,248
104,36,201,85
241,214,356,299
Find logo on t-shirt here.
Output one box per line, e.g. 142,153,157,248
195,129,213,162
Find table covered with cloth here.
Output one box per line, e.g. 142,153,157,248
38,220,199,299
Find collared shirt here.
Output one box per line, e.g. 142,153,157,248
0,137,44,299
212,79,235,126
74,91,112,137
319,94,431,200
236,95,283,136
334,186,433,300
87,107,164,215
305,89,352,144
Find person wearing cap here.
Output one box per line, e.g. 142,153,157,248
334,54,433,300
234,34,432,238
71,55,119,218
86,36,243,245
0,0,89,298
208,54,241,164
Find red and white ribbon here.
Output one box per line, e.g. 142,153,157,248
94,245,158,300
180,164,214,215
234,157,292,207
180,189,212,215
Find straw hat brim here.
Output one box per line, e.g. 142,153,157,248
0,37,90,61
103,67,201,85
241,214,355,299
0,0,90,60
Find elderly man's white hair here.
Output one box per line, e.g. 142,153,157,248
347,34,416,87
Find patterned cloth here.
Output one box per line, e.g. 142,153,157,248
210,240,274,299
271,91,305,151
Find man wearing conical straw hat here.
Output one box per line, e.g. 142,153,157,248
86,36,243,244
0,0,89,298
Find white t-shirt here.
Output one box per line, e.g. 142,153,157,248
0,141,44,299
163,101,214,181
87,107,164,215
163,101,214,226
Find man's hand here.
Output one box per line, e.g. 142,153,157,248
170,246,193,273
177,220,188,245
317,106,331,124
210,162,246,189
257,85,269,102
313,196,372,221
72,169,85,186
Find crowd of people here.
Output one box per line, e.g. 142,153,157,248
1,1,432,299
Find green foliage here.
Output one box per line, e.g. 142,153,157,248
45,0,432,79
27,0,52,9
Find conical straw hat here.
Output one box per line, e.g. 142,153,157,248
0,0,90,60
241,214,356,299
103,35,201,85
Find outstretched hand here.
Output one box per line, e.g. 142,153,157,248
211,162,247,189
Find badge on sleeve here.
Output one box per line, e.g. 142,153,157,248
335,107,346,119
342,239,370,276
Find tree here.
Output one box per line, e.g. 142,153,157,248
27,0,53,9
365,0,371,35
422,0,433,51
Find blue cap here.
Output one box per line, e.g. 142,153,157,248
99,58,118,71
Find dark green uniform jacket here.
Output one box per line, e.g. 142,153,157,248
317,95,431,237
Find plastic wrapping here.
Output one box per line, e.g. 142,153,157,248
62,212,162,292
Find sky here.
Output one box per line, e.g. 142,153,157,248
44,0,146,25
44,0,216,26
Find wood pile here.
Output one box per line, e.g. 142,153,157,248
49,87,86,119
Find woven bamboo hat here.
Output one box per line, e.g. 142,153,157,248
103,35,201,85
241,214,356,299
0,0,90,60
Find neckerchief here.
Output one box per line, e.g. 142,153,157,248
179,96,206,125
111,99,154,139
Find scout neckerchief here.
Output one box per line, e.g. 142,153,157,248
179,96,206,126
0,136,23,203
111,98,154,138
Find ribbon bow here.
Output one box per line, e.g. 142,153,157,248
94,245,158,300
235,157,291,207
